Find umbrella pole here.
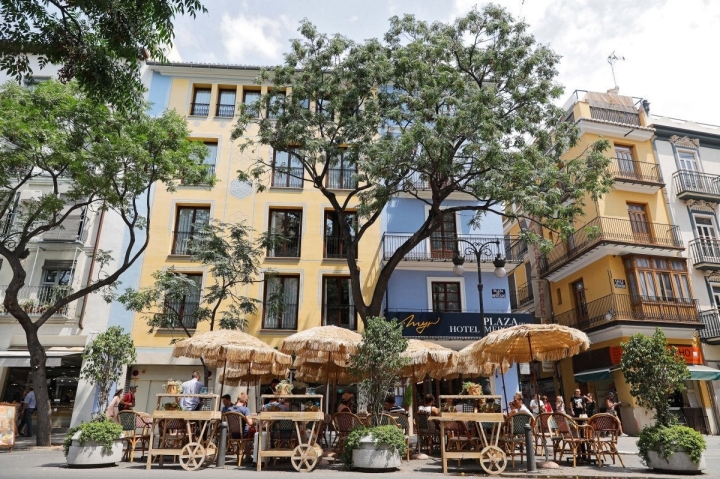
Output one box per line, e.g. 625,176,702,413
500,369,508,411
218,357,227,403
325,353,331,415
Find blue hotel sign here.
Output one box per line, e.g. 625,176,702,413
388,311,534,338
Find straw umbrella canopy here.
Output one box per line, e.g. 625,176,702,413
218,361,288,387
457,345,511,377
401,339,458,382
172,329,290,368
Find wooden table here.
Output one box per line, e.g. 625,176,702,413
145,394,221,471
256,394,324,472
435,395,507,475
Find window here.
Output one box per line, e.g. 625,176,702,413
324,211,356,259
36,260,74,314
162,273,202,329
263,275,299,329
323,277,356,329
615,145,635,176
243,90,261,118
624,255,692,302
678,150,700,172
202,142,217,175
316,98,333,120
172,206,211,255
271,150,303,188
216,89,236,117
430,212,457,259
327,150,357,189
191,88,211,116
268,210,302,257
431,282,462,312
268,92,286,119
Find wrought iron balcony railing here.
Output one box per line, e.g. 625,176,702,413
540,216,683,276
553,294,700,331
267,236,301,258
510,281,534,310
324,235,356,259
608,158,663,184
689,238,720,269
589,106,640,126
323,304,357,330
272,167,304,188
382,233,526,263
673,170,720,201
0,285,72,316
190,103,210,116
216,104,235,117
699,309,720,341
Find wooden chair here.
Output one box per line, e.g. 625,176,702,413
500,412,535,467
389,413,411,461
118,410,150,462
588,413,625,467
415,413,438,454
270,419,298,467
550,412,601,467
223,412,253,466
332,412,363,454
534,412,557,456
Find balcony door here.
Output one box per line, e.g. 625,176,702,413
571,279,589,327
615,146,636,178
627,203,652,243
678,151,702,190
695,216,720,262
712,285,720,312
431,212,457,260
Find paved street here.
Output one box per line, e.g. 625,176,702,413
2,433,720,478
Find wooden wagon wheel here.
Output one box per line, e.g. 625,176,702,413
479,445,507,475
179,442,206,471
290,444,320,472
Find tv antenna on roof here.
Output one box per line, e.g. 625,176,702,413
607,51,625,89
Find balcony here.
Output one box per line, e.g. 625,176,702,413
699,310,720,343
689,238,720,270
382,233,526,271
267,236,301,258
190,103,209,116
324,235,356,259
589,106,641,126
553,293,701,333
272,167,304,188
216,104,235,118
510,281,534,311
327,169,357,190
673,170,720,203
539,216,684,280
0,285,72,317
1,210,87,243
608,158,664,193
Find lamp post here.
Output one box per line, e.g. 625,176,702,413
452,239,507,337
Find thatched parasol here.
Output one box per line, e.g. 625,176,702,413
456,345,511,377
401,339,458,382
173,329,290,368
218,361,288,386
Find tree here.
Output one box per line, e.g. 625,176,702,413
0,0,206,109
0,80,212,446
620,328,690,427
233,6,612,326
349,316,409,426
80,326,137,416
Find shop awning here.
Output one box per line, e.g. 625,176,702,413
574,367,615,382
0,350,81,368
688,365,720,381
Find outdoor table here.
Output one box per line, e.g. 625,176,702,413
570,415,596,465
256,394,324,472
435,395,507,475
145,394,221,471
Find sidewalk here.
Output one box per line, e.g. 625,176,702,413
2,433,719,478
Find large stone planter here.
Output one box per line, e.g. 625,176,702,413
647,449,706,474
66,431,124,467
352,434,402,470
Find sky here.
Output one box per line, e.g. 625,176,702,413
170,0,720,125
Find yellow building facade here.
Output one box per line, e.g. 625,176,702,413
128,63,379,413
505,90,715,434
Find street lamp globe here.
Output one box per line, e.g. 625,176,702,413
453,264,465,276
492,254,507,278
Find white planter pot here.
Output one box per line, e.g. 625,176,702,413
352,434,402,470
66,431,124,467
647,449,706,473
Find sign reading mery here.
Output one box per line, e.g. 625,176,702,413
391,311,534,338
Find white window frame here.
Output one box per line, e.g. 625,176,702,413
426,276,466,312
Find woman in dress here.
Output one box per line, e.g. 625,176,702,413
542,396,553,413
554,395,566,414
105,389,123,422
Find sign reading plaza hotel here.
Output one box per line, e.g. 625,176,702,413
390,311,534,338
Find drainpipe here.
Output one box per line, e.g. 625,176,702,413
78,206,105,330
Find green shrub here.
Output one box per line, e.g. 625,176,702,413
63,417,123,457
637,424,706,465
342,425,407,469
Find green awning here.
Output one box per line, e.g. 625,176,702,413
574,368,613,382
688,365,720,381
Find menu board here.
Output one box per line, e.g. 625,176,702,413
0,403,17,449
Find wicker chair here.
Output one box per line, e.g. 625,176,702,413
500,412,535,467
415,413,438,454
332,412,363,454
534,412,557,456
388,413,411,461
223,412,253,466
117,411,150,462
550,412,601,467
588,413,625,467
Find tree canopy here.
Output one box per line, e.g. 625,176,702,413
233,5,612,323
0,0,206,109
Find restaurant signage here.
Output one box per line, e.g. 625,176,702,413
389,311,534,338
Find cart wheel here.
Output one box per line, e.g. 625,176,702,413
179,442,206,471
479,446,507,474
291,444,320,472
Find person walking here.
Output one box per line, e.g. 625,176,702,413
554,395,566,414
120,385,137,411
180,371,204,411
22,386,36,437
542,396,553,413
569,388,586,417
585,392,596,417
105,389,123,422
529,393,544,416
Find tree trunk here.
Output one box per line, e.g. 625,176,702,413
27,328,51,446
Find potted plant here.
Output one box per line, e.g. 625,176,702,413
163,379,182,395
276,379,294,395
64,416,124,467
621,328,707,472
461,381,482,396
344,316,409,470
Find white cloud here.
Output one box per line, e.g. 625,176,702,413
220,13,294,63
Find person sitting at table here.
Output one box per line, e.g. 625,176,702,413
383,396,407,415
418,394,439,416
221,394,233,413
337,399,352,413
509,395,532,415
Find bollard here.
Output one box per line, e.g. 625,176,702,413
216,421,228,468
524,423,537,472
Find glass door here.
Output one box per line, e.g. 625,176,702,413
627,203,652,243
615,146,636,178
431,212,457,260
695,216,720,263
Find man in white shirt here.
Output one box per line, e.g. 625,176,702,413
180,371,204,411
529,394,544,416
23,386,37,437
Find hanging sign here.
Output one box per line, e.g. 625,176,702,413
519,363,531,375
542,361,555,373
492,289,506,298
